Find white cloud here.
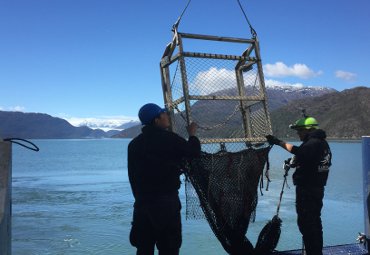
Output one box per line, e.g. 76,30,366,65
190,67,327,95
335,70,357,82
60,115,139,131
192,67,236,95
263,62,322,79
0,106,26,112
12,106,26,111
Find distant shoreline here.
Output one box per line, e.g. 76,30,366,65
327,138,362,143
284,138,362,143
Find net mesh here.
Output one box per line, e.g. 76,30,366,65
161,33,278,254
185,144,272,254
168,56,271,143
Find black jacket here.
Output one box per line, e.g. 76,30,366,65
291,129,332,187
128,125,201,199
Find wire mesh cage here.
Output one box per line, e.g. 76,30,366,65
160,31,272,149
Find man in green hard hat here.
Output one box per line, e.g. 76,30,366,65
266,115,332,255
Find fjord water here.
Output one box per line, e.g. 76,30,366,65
12,139,363,254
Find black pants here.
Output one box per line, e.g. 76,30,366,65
130,195,182,255
296,186,324,255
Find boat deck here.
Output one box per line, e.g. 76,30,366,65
274,243,367,254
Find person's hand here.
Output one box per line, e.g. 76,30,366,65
187,122,198,137
266,135,282,145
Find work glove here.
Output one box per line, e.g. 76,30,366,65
265,135,282,146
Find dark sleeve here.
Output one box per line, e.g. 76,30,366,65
291,140,319,165
291,145,300,156
127,141,137,198
171,134,201,159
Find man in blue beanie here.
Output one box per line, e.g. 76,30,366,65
128,103,201,255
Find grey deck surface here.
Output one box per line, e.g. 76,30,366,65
273,243,368,255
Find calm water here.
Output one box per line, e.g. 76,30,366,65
11,139,363,255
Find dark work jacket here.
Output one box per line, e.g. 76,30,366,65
291,129,332,187
128,125,201,199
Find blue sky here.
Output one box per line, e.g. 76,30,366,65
0,0,369,126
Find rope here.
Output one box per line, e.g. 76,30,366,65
236,0,257,37
276,164,290,216
170,60,180,91
264,153,271,191
173,0,192,31
3,138,40,152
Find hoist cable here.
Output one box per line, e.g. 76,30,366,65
173,0,192,30
173,0,257,38
236,0,257,37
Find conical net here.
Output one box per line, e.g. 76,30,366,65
185,144,273,254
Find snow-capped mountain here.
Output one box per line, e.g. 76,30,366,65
65,117,139,131
116,120,141,130
114,84,338,138
265,79,334,92
210,82,336,111
265,83,336,110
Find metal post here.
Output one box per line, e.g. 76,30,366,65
254,37,272,134
177,34,192,126
0,141,12,255
160,35,177,132
363,136,370,246
234,44,254,139
235,68,252,138
160,63,175,132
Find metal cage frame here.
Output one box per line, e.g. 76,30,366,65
160,28,272,144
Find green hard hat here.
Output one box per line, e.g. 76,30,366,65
289,117,319,130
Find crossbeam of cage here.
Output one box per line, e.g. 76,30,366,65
182,52,255,61
201,137,266,144
178,32,255,44
171,95,264,105
161,53,255,68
